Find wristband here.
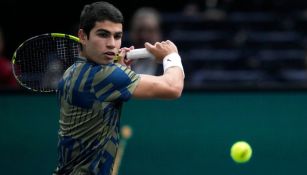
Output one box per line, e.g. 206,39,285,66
163,53,185,76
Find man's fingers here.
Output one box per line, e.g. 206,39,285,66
145,42,154,48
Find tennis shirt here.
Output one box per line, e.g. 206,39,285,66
54,57,140,175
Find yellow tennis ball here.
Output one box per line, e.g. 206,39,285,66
230,141,252,163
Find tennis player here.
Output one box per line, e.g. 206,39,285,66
53,1,184,175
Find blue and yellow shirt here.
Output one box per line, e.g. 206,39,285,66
54,57,139,175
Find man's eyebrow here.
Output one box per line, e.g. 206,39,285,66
96,29,110,34
96,29,123,35
114,31,123,35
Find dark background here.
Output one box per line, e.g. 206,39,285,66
0,0,191,58
1,0,307,91
2,0,307,58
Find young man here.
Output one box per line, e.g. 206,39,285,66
54,1,184,175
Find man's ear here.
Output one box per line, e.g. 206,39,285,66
78,29,87,44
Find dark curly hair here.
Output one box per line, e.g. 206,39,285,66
79,1,124,37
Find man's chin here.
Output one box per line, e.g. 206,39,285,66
105,54,116,61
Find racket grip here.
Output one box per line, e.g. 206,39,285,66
126,48,154,60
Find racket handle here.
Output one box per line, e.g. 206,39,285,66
126,48,154,60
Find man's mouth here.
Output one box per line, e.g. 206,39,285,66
104,52,116,60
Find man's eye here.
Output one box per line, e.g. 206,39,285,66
98,33,109,37
114,34,122,40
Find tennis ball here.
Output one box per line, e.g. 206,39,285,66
230,141,252,163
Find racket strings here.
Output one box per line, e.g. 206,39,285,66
56,38,79,69
14,36,79,92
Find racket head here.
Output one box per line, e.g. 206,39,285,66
12,33,80,92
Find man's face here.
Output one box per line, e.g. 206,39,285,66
79,20,123,64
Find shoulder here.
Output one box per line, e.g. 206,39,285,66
92,63,139,87
95,63,135,78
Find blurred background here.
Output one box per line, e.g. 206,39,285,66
0,0,307,174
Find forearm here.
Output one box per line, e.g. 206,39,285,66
132,41,185,99
162,67,184,98
158,52,185,98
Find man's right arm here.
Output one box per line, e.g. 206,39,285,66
132,40,185,99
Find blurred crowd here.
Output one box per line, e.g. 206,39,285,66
124,0,307,89
0,27,19,90
1,0,307,91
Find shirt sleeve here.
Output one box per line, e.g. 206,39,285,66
93,63,140,102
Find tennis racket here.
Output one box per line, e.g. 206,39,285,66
12,33,154,92
12,33,79,92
